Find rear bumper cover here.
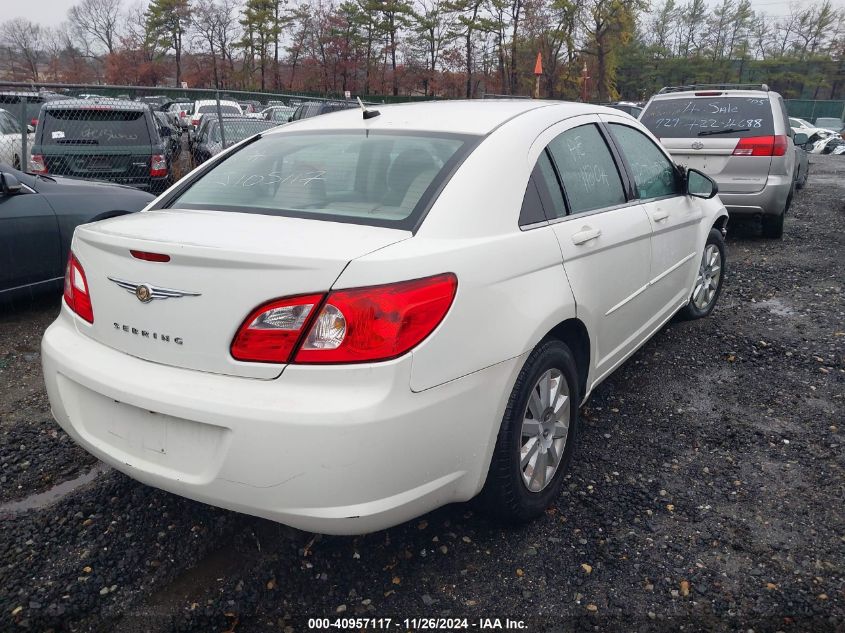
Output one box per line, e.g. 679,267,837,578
42,307,520,534
718,174,791,217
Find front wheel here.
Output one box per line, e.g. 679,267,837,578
481,340,580,523
680,227,726,320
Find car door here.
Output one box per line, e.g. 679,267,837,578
535,118,655,383
0,176,61,293
603,117,703,325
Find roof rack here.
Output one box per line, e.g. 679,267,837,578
657,83,769,94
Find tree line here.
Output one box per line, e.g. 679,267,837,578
1,0,843,100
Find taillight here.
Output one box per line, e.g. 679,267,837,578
732,135,788,157
29,118,38,127
230,274,458,364
192,117,200,126
231,294,324,363
694,91,722,97
296,273,457,364
30,154,47,174
63,252,94,323
150,154,167,177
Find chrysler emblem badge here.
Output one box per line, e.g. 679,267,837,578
691,141,704,150
135,284,153,303
107,277,201,303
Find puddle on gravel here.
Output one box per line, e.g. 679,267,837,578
753,298,795,317
0,463,110,515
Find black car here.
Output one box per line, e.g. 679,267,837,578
153,110,182,158
0,164,154,301
29,99,173,194
191,117,278,165
289,100,358,122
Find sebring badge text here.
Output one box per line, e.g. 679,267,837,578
113,323,184,345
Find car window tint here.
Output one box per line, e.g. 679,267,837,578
640,96,774,138
535,151,567,219
519,170,546,227
41,109,151,146
547,124,626,214
609,123,680,199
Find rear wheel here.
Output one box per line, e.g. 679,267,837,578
481,340,579,523
762,210,785,238
680,228,725,320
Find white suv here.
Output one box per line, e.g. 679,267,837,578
42,101,728,534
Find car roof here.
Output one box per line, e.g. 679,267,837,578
43,98,147,111
649,89,774,100
271,99,605,136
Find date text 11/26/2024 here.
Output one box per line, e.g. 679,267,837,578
308,618,528,630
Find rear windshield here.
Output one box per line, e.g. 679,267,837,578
167,131,475,229
41,109,151,146
198,104,240,115
640,97,774,138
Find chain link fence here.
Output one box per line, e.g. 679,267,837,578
0,82,378,193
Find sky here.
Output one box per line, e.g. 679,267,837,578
11,0,845,30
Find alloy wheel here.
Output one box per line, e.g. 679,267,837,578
519,369,570,492
692,244,722,311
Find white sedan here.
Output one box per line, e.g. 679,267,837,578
42,100,728,534
0,108,34,170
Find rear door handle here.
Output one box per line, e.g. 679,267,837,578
652,209,669,222
571,227,602,245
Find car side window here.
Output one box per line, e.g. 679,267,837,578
547,124,626,214
535,151,567,219
608,123,681,200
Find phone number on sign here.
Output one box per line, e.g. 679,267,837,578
308,618,527,630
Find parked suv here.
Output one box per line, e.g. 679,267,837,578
639,84,801,238
29,99,173,194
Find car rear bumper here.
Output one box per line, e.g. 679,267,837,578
717,174,791,217
42,307,519,534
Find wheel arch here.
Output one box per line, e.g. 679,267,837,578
540,317,590,404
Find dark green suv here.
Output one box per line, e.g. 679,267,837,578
30,99,173,194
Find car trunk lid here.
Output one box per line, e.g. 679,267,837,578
659,137,772,193
72,209,410,379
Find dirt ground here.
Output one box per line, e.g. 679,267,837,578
0,154,842,633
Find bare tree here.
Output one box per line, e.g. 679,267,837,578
68,0,123,55
1,18,43,80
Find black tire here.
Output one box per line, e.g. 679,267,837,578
13,155,20,170
679,227,726,320
480,339,580,523
797,167,808,190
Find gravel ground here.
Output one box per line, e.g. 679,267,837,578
0,154,842,633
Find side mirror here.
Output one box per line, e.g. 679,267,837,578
288,116,293,123
793,132,808,146
686,168,718,199
1,172,23,195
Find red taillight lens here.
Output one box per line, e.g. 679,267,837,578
231,294,325,363
30,154,47,174
29,118,38,127
230,274,458,365
732,135,788,157
192,117,200,126
150,154,168,177
63,252,94,323
295,273,458,364
130,250,170,262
